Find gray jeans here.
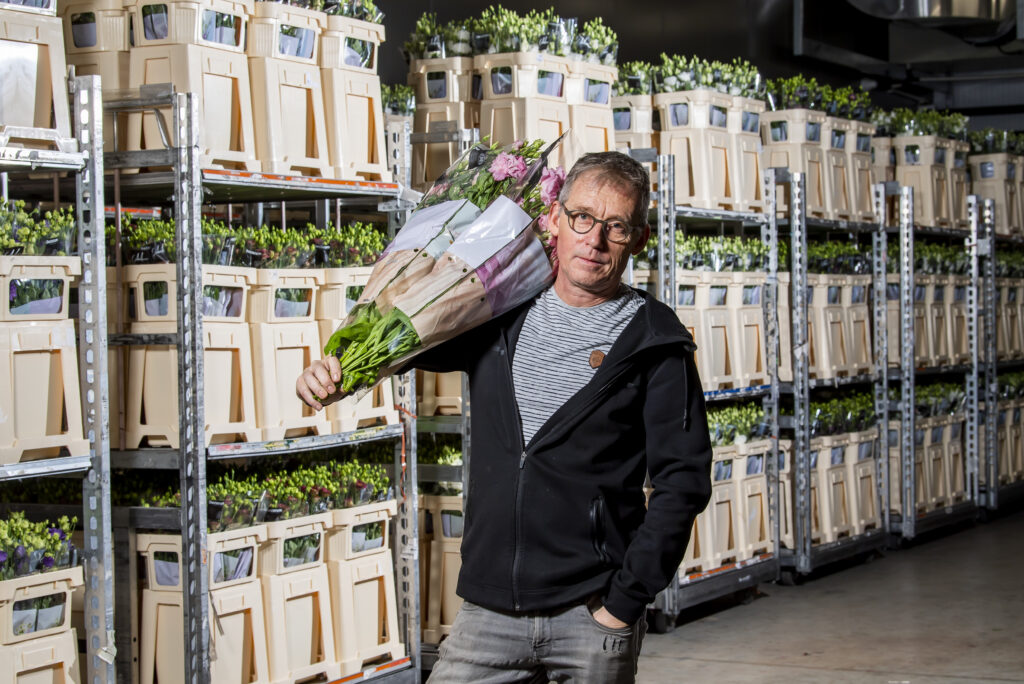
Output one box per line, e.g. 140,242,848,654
426,599,647,684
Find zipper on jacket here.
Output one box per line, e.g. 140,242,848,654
502,333,528,612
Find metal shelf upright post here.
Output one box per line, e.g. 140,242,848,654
976,199,1000,509
872,183,892,533
897,186,916,539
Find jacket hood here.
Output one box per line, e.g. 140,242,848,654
630,286,698,353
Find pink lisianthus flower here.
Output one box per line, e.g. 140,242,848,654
489,152,528,182
540,166,566,206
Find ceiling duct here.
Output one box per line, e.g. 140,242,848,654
846,0,1018,45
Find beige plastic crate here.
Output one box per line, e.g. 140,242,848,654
565,60,615,155
474,51,571,101
707,444,743,568
1016,280,1024,362
124,263,256,324
478,97,571,160
408,56,477,105
843,274,872,376
325,501,403,674
728,271,769,388
946,416,968,503
1013,401,1024,482
675,270,738,390
136,528,271,684
0,257,80,322
417,370,463,416
807,273,851,379
924,274,952,367
969,154,1020,236
824,117,854,221
124,318,261,448
1017,154,1024,238
60,0,130,151
569,104,615,154
844,427,880,535
948,276,970,365
849,121,877,222
803,438,826,545
760,109,828,219
0,628,80,684
729,95,766,212
817,434,853,543
770,439,792,552
778,272,793,383
923,416,950,509
0,566,83,647
0,6,75,151
948,140,970,230
654,89,741,211
321,17,389,181
124,0,260,171
997,403,1018,485
248,2,331,177
894,135,952,229
735,439,773,561
995,278,1023,360
0,319,90,463
259,514,342,684
325,68,390,182
411,100,481,190
872,136,897,225
421,495,462,644
611,95,653,149
679,509,711,576
912,277,929,366
251,320,332,440
248,268,324,324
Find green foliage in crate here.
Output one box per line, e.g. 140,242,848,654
0,199,76,256
819,85,872,121
915,382,966,417
382,83,416,115
658,55,762,98
967,128,1022,154
325,0,383,22
998,371,1024,399
404,6,617,64
806,240,870,274
996,250,1024,277
872,108,969,139
111,217,387,269
671,233,782,272
0,512,78,580
706,402,767,447
765,75,824,111
613,61,654,96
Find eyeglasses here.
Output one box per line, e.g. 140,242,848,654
561,206,637,245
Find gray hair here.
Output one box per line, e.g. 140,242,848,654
557,151,651,227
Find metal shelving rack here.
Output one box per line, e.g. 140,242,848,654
886,193,990,542
101,88,420,684
778,177,892,576
634,156,782,626
0,75,116,684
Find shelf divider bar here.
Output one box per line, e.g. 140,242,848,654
74,74,117,684
174,91,210,684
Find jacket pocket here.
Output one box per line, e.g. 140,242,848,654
590,495,612,566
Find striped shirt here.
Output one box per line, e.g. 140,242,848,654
512,284,645,445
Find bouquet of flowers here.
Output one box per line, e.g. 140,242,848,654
324,136,566,395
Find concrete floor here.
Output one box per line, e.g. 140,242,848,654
638,510,1024,683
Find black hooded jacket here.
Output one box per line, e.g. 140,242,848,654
411,287,712,624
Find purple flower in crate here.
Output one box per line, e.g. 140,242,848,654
9,282,16,302
0,550,7,563
41,555,55,569
14,544,26,559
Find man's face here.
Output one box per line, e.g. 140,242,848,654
548,169,650,303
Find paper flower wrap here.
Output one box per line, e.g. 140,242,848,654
324,136,565,395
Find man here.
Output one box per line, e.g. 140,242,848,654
297,152,712,683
